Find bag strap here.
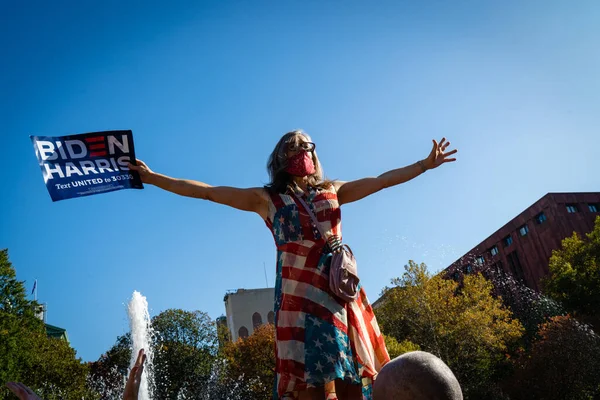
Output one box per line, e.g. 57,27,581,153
293,193,327,239
293,193,343,251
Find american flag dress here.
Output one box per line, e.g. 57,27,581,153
264,184,390,399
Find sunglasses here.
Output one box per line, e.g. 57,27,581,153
287,142,316,153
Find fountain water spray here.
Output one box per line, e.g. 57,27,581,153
127,291,155,400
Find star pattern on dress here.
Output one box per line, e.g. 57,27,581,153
304,316,359,388
314,361,324,372
266,188,386,397
325,353,336,364
344,370,359,383
323,332,336,343
273,204,304,243
304,323,362,392
305,371,312,381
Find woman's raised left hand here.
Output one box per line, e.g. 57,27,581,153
423,138,457,170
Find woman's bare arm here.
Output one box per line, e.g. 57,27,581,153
335,162,426,205
336,138,457,206
129,160,269,219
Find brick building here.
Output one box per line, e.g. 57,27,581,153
443,192,600,291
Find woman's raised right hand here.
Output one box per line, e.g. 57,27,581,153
128,159,154,183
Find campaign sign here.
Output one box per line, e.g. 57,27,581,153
30,130,144,201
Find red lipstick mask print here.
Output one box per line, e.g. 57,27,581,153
285,151,316,177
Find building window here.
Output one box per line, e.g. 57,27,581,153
465,264,473,274
476,256,485,265
566,204,578,213
252,312,263,329
267,311,274,324
489,246,499,256
453,271,460,280
503,235,513,247
507,251,526,283
238,326,249,339
589,204,599,213
535,212,547,224
519,224,529,237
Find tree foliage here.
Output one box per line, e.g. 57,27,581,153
506,315,600,400
0,249,93,400
88,333,132,398
543,216,600,330
489,271,564,348
0,250,38,318
375,260,524,399
89,309,220,399
383,335,420,360
223,323,275,400
152,309,219,399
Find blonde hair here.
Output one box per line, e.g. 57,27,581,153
265,130,333,193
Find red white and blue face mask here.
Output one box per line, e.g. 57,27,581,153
285,150,316,177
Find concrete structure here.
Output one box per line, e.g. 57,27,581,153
224,287,275,341
373,351,462,400
35,303,70,342
35,303,47,323
443,192,600,291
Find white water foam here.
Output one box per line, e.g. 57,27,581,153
127,291,154,400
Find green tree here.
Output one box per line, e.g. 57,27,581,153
543,216,600,330
216,316,231,349
223,323,275,400
0,249,93,400
151,309,219,399
491,272,564,348
88,333,132,399
91,309,221,399
506,315,600,400
375,260,524,399
383,335,420,359
0,249,39,321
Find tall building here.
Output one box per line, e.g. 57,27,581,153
443,192,600,291
223,288,274,342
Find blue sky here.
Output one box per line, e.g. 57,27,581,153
1,1,598,362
